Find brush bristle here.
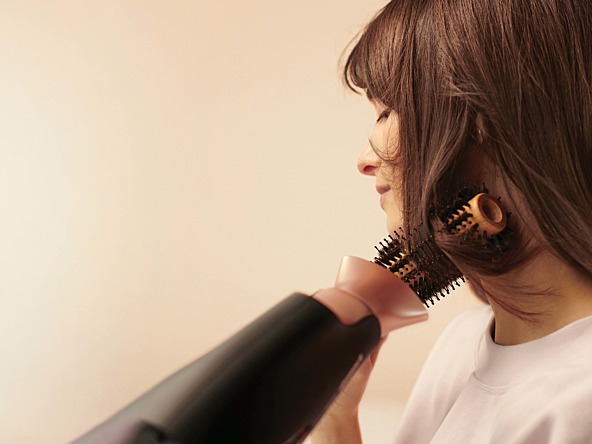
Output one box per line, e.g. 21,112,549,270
373,229,464,306
372,185,508,307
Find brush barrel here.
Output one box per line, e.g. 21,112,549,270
73,294,381,444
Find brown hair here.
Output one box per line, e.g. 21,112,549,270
343,0,592,316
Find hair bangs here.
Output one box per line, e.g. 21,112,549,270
342,3,411,108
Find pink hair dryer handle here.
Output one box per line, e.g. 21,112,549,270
313,256,428,336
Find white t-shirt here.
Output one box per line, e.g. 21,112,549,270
394,305,592,443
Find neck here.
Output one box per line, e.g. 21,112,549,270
482,251,592,345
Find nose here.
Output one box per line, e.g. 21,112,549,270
357,142,381,176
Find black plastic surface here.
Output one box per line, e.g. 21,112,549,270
74,293,381,444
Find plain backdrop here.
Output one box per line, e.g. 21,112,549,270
0,1,482,442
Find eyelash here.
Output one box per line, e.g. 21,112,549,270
376,109,391,123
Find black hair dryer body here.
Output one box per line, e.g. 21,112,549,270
73,257,427,444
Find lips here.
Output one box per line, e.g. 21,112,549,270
376,185,390,209
376,185,391,195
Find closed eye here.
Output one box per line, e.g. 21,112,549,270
376,109,392,123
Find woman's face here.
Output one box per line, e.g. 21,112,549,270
357,101,403,233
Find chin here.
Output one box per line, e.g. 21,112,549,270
385,213,404,234
386,220,401,234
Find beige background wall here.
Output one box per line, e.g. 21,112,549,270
0,1,481,442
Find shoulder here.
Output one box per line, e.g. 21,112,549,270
417,304,492,400
420,303,493,376
429,304,492,358
418,304,491,387
394,305,492,443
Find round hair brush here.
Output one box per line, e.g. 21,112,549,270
74,189,508,444
375,190,508,306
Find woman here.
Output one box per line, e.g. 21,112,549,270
312,0,592,442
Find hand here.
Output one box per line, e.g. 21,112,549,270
309,337,387,443
327,336,386,417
